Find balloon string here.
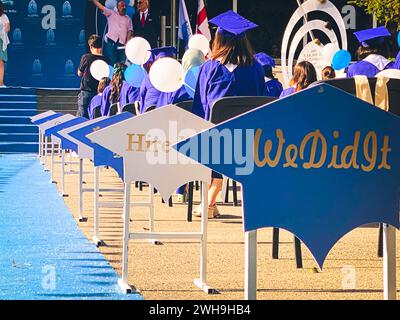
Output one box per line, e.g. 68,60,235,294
184,82,195,92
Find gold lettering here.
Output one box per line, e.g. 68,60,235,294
328,131,343,169
162,141,170,153
126,133,145,152
300,130,327,169
361,131,377,172
254,129,285,168
284,144,298,168
378,136,391,170
340,131,360,169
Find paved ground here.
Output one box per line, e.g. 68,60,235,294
50,155,400,300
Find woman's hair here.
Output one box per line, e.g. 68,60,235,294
109,63,126,104
321,66,336,80
0,1,4,16
211,31,255,66
356,42,388,61
263,65,274,79
289,61,317,92
98,77,110,94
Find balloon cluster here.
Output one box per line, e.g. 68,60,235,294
322,43,351,71
90,34,209,93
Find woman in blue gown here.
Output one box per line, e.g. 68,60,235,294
191,10,265,218
279,61,317,98
88,77,110,119
254,52,283,97
347,26,394,78
139,46,191,113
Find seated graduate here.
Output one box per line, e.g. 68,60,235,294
254,52,283,97
321,66,336,80
191,10,265,218
139,46,190,113
88,77,110,119
101,63,140,116
280,61,317,98
347,26,394,78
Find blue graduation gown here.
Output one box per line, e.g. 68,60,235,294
139,75,161,113
100,85,112,116
120,81,140,108
347,54,394,78
192,60,265,121
394,51,400,70
265,78,283,98
139,75,191,113
279,86,296,98
88,94,102,119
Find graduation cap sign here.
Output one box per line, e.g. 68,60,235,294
175,84,400,269
87,105,213,201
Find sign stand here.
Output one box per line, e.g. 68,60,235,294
383,224,397,300
244,230,257,300
118,181,214,294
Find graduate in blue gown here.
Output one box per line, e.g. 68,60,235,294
394,51,400,70
347,26,394,78
254,52,283,97
88,77,110,119
100,63,140,116
191,10,265,218
279,61,317,99
139,46,191,113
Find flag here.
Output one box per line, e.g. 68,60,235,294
196,0,211,42
178,0,193,47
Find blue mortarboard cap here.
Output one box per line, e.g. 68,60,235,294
209,10,258,37
254,52,275,68
149,46,177,60
354,26,391,47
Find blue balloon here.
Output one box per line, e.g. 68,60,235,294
397,31,400,48
332,50,351,71
109,66,114,79
124,64,146,88
184,66,200,98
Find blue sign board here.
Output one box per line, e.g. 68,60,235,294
176,84,400,267
68,112,134,180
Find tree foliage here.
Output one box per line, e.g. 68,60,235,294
349,0,400,29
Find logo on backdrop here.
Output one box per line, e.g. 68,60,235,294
28,0,38,17
32,59,42,76
12,28,23,45
62,1,72,18
79,30,85,46
65,60,75,76
46,29,56,46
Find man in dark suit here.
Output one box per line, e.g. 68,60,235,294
132,0,160,48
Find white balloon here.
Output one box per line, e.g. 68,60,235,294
376,69,400,79
125,37,151,65
322,43,339,65
90,60,110,81
149,58,184,93
188,34,210,56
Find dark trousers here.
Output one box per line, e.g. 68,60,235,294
77,90,95,119
104,38,126,65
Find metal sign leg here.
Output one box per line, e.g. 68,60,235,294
93,166,103,246
245,230,257,300
383,224,396,300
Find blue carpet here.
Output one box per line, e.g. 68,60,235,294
0,154,142,300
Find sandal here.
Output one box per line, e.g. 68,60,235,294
193,204,220,219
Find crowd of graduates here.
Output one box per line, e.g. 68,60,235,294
79,10,400,218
